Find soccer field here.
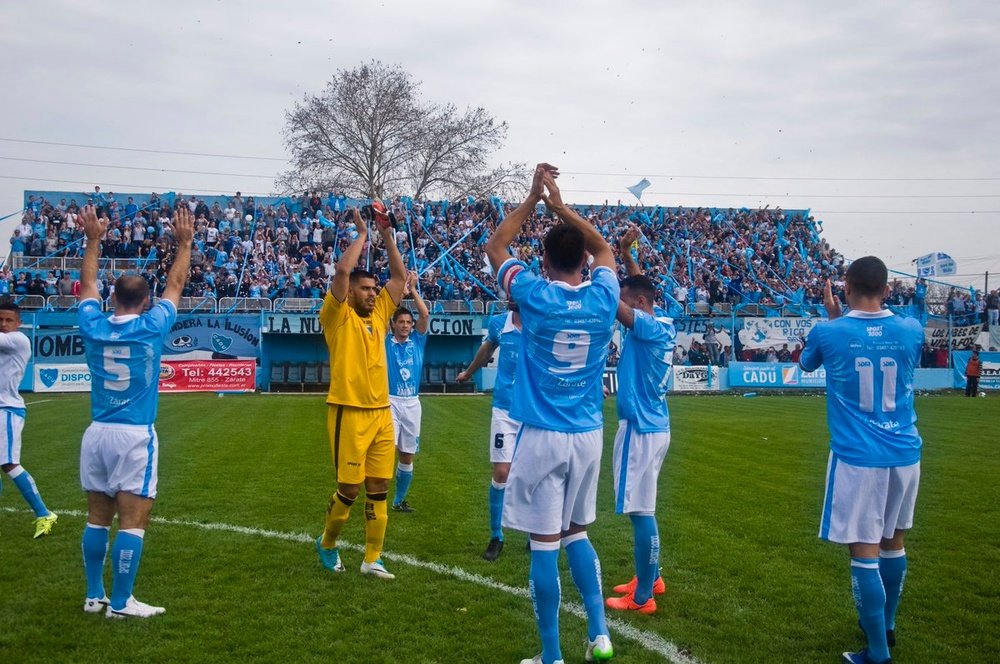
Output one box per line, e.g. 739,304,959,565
1,393,997,663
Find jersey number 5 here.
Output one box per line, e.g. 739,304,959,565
103,346,131,392
855,357,898,413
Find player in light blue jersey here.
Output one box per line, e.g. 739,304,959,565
605,226,677,615
799,257,924,664
77,203,193,619
387,271,429,513
487,165,618,664
456,300,522,561
0,301,58,538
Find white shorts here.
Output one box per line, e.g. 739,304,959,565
612,420,670,515
819,453,920,544
389,396,421,454
1,408,25,466
80,422,159,499
502,425,603,535
489,407,520,464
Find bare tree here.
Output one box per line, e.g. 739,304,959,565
280,61,527,200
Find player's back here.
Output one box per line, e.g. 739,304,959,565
79,299,176,426
800,310,924,467
509,266,619,432
0,331,30,410
488,312,521,412
617,311,676,432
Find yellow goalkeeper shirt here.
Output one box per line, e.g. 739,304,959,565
320,288,395,408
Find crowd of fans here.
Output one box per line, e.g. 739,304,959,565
3,189,998,338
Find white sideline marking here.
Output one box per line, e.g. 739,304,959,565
1,507,701,664
25,399,53,406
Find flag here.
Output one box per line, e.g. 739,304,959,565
626,178,651,201
914,252,957,277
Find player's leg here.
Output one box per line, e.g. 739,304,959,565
320,406,361,564
391,398,419,512
82,491,115,611
505,426,567,664
484,409,517,561
608,427,669,611
878,461,919,647
360,407,395,578
105,424,160,616
821,455,891,664
1,410,56,535
106,491,158,616
563,430,611,661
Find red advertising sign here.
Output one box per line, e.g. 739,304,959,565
159,360,256,393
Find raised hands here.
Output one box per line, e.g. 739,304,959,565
823,279,843,320
352,207,368,237
540,169,565,212
619,224,641,250
173,205,195,246
79,205,107,242
530,163,559,199
404,270,418,296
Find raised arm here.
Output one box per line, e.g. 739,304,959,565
331,208,368,302
380,221,407,305
79,205,107,301
618,225,642,277
485,163,550,274
406,271,430,334
616,300,635,329
456,338,500,382
541,172,615,271
160,206,194,306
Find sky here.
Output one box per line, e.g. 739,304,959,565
1,0,998,288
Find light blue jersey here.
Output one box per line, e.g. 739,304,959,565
498,259,619,433
617,310,676,433
386,330,428,397
799,310,924,467
487,312,521,411
78,298,177,426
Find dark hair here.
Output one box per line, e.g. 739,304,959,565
114,274,150,309
0,301,21,316
349,269,377,284
391,307,414,324
845,256,888,298
542,224,585,273
620,274,657,301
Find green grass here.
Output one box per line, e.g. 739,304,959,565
1,393,998,663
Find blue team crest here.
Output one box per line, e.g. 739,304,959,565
211,333,233,352
39,368,58,388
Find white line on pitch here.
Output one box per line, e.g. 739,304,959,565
24,399,54,406
0,507,701,664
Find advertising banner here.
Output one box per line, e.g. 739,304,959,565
671,365,720,392
263,313,480,336
729,362,826,388
164,314,260,359
33,364,92,392
737,318,819,351
951,351,1000,390
924,321,982,350
159,360,256,393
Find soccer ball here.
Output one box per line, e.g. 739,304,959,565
979,391,987,397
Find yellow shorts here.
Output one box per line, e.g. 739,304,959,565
328,405,395,485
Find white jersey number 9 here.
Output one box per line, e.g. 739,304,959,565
550,330,590,375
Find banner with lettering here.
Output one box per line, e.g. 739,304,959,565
923,320,982,350
263,313,480,336
729,362,827,388
673,317,734,357
164,315,260,359
159,360,256,392
33,364,92,392
951,351,1000,390
737,318,819,351
671,365,720,392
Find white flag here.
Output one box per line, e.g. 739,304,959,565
626,178,651,201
